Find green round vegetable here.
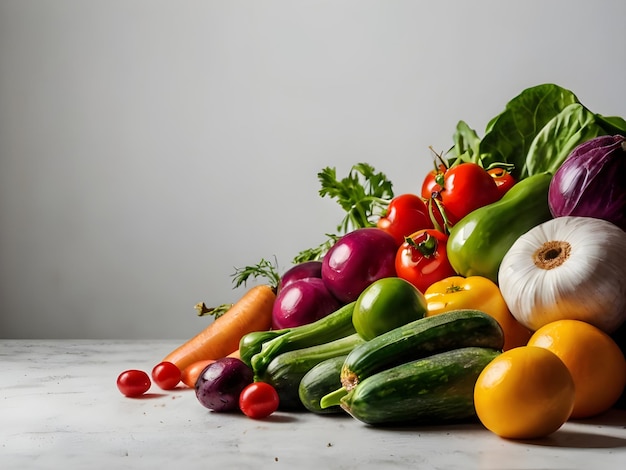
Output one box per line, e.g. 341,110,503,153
352,277,427,340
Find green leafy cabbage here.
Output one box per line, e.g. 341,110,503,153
449,83,626,180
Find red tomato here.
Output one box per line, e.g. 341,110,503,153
151,361,181,390
239,382,280,419
117,370,151,397
395,229,456,293
488,167,516,197
376,193,433,247
435,162,500,225
421,164,446,199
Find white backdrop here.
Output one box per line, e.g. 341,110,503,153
2,0,625,339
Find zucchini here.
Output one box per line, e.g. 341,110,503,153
260,333,365,411
298,355,348,415
340,346,501,426
239,329,288,367
249,301,357,377
340,309,504,391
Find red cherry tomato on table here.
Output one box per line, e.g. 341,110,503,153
152,361,181,390
376,193,433,247
239,381,280,419
434,162,501,226
488,167,516,197
395,229,456,293
117,369,151,397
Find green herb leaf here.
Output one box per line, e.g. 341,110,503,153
232,164,393,282
317,162,394,234
231,257,281,290
292,234,340,264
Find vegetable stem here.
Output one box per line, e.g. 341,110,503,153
195,302,233,319
319,387,348,409
533,241,571,270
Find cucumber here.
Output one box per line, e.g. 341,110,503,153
340,309,503,391
298,355,348,415
239,329,288,367
340,346,501,426
260,333,365,411
248,301,357,377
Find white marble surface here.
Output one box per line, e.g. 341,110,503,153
1,340,625,469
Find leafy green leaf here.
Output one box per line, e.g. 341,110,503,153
524,103,603,177
477,84,581,178
595,114,626,135
318,163,393,234
450,120,482,165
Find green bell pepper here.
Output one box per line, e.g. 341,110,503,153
446,172,553,283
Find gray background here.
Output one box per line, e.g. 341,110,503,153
2,0,625,339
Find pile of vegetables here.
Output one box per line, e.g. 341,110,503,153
117,83,626,438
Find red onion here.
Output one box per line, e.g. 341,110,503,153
548,135,626,231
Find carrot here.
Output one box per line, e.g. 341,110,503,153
181,359,215,388
180,349,241,388
162,284,275,372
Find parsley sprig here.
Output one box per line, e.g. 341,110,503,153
317,163,394,234
231,162,394,286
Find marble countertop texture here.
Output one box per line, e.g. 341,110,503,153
1,339,625,470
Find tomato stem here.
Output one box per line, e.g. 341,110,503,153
406,232,438,258
427,197,452,235
484,161,515,172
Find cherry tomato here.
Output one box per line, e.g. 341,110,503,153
376,193,433,247
488,167,516,196
151,361,181,390
239,381,280,419
435,162,500,226
117,369,151,397
421,164,446,199
395,229,456,293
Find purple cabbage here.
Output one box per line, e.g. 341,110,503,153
548,135,626,231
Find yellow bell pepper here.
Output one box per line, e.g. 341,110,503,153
424,275,531,351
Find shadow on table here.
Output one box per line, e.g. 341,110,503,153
517,410,626,449
514,429,626,449
349,408,626,450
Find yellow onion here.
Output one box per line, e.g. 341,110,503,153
498,216,626,334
